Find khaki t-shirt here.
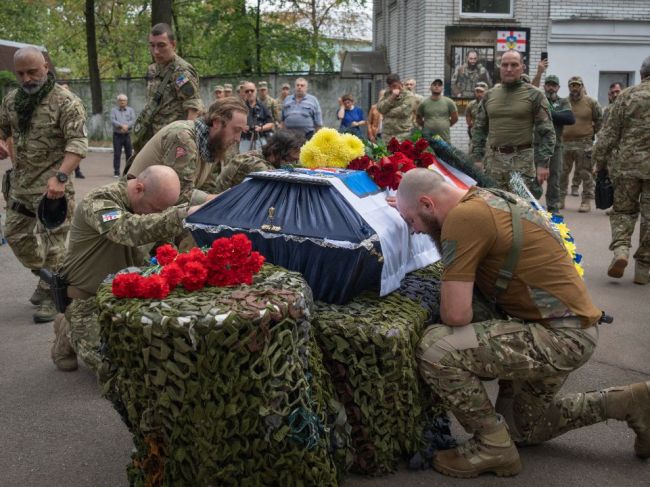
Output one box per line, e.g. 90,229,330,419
441,187,601,327
416,96,457,142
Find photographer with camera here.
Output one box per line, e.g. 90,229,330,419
240,81,274,153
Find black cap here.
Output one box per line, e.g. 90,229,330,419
38,195,68,230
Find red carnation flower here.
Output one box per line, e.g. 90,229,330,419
231,233,253,255
387,137,401,154
400,159,417,173
175,253,193,269
182,261,208,291
161,262,184,288
417,152,436,168
188,247,208,266
155,244,178,266
415,138,429,153
112,273,145,298
139,275,170,299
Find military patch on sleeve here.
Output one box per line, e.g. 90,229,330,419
179,81,195,97
102,210,122,222
175,74,188,87
441,239,457,268
176,146,187,158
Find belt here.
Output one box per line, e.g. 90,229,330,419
67,286,94,300
491,144,532,154
545,317,585,330
9,200,36,218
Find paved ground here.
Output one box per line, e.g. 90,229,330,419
0,153,648,486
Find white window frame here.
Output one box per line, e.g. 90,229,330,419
459,0,514,19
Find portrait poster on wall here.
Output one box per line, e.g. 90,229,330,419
445,26,531,111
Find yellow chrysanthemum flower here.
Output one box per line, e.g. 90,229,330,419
574,263,584,277
340,133,365,159
300,144,325,169
310,128,339,150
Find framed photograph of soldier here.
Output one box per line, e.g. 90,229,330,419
444,26,531,108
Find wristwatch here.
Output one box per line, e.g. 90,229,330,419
55,171,69,183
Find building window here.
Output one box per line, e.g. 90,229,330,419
460,0,513,18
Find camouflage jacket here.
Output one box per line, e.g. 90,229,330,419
259,95,281,125
62,180,189,294
0,84,87,199
471,81,555,168
466,99,481,128
214,150,273,194
146,54,203,135
128,120,221,203
376,89,416,140
451,64,492,98
593,77,650,178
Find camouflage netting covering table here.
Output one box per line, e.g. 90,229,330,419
97,265,347,486
313,263,454,475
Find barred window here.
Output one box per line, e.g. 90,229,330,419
460,0,513,18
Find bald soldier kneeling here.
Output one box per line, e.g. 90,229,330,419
395,168,650,478
51,165,209,373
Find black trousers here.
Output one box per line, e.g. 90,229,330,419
113,132,133,174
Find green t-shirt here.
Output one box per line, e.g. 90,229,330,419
416,96,457,142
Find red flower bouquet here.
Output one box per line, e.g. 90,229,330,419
348,137,438,190
111,234,265,299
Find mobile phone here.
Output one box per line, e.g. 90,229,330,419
541,52,548,61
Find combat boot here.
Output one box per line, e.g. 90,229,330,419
578,199,592,213
601,381,650,458
634,261,650,285
33,297,57,323
607,247,629,278
51,314,78,371
433,420,521,478
571,186,580,197
29,281,50,306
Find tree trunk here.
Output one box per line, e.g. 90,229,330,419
151,0,173,26
85,0,102,114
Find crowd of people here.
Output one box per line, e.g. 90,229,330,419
0,20,649,481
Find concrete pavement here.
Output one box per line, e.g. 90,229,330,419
0,153,648,486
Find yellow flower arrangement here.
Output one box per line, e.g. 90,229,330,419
299,128,365,169
544,211,585,279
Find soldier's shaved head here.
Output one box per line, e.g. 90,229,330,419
641,56,650,79
130,165,181,213
397,169,448,211
14,46,46,64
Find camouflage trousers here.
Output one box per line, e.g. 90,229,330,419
545,145,563,212
609,176,650,265
4,192,75,272
417,318,600,444
561,139,594,200
484,147,542,199
62,296,102,373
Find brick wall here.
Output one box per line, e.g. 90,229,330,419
550,0,650,21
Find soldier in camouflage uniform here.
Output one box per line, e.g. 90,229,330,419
593,56,650,285
132,23,203,152
0,47,87,323
377,74,416,142
51,166,208,372
451,50,493,99
257,81,281,127
395,169,650,478
541,75,575,214
560,76,603,212
128,98,248,203
471,51,556,199
214,130,304,193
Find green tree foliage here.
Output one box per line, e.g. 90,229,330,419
0,0,362,78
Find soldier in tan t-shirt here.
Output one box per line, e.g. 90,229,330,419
560,76,603,212
393,168,650,478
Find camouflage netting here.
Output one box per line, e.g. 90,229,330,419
313,263,454,475
97,264,347,486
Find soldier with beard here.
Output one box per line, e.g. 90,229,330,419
0,46,87,323
395,168,650,478
451,50,493,99
128,98,248,203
